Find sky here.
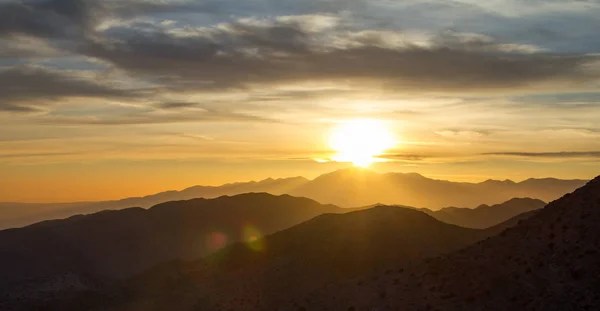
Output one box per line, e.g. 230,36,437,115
1,0,600,202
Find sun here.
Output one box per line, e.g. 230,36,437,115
328,119,396,167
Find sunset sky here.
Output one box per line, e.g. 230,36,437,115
1,0,600,202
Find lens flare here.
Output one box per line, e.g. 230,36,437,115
206,231,228,251
242,225,265,251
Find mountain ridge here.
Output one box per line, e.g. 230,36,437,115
0,193,344,295
0,169,587,229
421,197,546,228
78,175,597,311
2,177,596,310
50,202,546,311
10,205,514,311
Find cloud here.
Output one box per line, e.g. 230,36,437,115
107,0,222,16
155,102,198,109
0,0,345,40
435,130,488,138
433,30,545,54
0,0,206,39
0,0,105,39
36,106,275,125
0,65,140,113
75,15,599,95
510,92,600,108
544,128,600,137
0,36,63,58
0,103,42,113
1,1,599,126
376,153,431,161
2,2,599,100
484,151,600,158
0,151,79,159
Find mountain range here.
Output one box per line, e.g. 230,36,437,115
0,194,545,310
0,202,535,311
0,194,542,297
0,168,585,229
1,175,598,310
49,175,600,311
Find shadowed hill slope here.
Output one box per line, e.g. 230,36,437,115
421,197,546,229
290,175,600,310
71,206,512,311
481,209,540,237
0,199,553,311
0,193,341,295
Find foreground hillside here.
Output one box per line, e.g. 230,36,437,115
33,206,530,311
0,193,541,303
0,193,341,296
289,176,600,310
0,169,584,229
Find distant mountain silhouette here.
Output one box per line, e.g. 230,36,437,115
0,202,97,230
287,175,600,310
0,169,585,229
24,176,595,311
420,197,546,229
0,177,309,229
0,193,341,301
288,168,584,208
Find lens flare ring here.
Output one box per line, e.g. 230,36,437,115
242,225,265,252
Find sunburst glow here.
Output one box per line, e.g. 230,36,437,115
329,119,396,167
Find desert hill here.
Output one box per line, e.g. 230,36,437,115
421,197,546,229
483,209,540,236
55,206,529,311
0,193,341,299
289,175,600,310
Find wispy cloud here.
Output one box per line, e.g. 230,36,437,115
484,151,600,158
435,130,488,139
0,152,80,159
0,65,138,112
36,110,275,126
376,153,431,161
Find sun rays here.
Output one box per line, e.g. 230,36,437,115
328,119,397,167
